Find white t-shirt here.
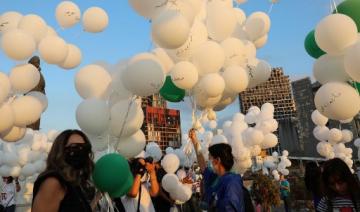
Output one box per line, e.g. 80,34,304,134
121,182,155,212
1,183,15,206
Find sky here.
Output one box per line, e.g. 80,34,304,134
0,0,339,133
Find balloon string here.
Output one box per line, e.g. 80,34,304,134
332,0,338,13
114,95,137,151
104,193,115,212
267,3,274,14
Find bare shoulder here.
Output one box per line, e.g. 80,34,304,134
37,177,66,198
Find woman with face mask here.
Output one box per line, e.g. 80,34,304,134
317,158,360,212
32,129,101,212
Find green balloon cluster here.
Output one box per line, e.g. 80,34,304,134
337,0,360,32
304,30,325,59
92,153,133,198
160,76,185,102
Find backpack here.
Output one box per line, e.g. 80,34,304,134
242,185,255,212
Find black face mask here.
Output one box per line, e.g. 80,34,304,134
64,144,90,169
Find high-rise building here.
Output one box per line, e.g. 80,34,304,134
141,94,182,151
239,68,301,155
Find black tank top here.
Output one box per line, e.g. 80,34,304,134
32,170,92,212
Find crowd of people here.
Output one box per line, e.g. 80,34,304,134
0,129,359,212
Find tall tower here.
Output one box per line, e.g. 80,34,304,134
239,68,300,154
141,94,182,151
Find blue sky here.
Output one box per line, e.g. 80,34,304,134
0,0,337,133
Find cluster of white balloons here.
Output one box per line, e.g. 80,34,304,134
0,129,57,179
127,0,272,112
161,153,192,203
0,69,48,142
261,151,290,180
312,13,360,121
312,110,355,171
74,63,146,158
0,11,82,70
56,1,109,32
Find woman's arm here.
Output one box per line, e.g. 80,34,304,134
32,177,66,212
127,174,142,198
147,163,159,197
189,129,206,173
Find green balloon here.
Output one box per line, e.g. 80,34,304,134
92,153,132,193
337,0,360,32
160,76,185,102
304,30,326,59
108,174,134,198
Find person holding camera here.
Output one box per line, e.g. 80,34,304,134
121,157,159,212
1,176,21,212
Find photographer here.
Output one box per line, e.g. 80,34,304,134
121,157,159,212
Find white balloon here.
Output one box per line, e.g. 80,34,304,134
146,144,163,162
170,61,199,90
208,120,217,129
328,128,342,143
76,99,110,136
242,40,257,63
313,126,330,141
27,91,48,112
128,0,163,19
116,130,146,159
315,82,360,121
254,34,268,49
18,14,47,44
222,66,249,93
0,166,11,177
244,128,264,146
38,36,68,65
0,72,11,104
221,37,247,68
162,0,195,25
110,99,144,138
261,133,278,149
9,64,40,94
110,61,133,103
233,8,246,25
152,10,190,49
313,54,350,84
245,12,271,41
82,7,109,33
165,147,174,154
1,126,26,142
344,40,360,82
152,48,174,74
192,41,225,76
122,54,165,97
198,73,225,97
315,14,358,55
161,153,180,174
46,26,57,36
75,64,111,99
171,184,192,203
20,163,36,177
162,173,180,193
341,129,353,143
10,166,21,177
311,110,328,126
0,104,14,134
55,1,81,28
0,12,22,34
206,1,237,41
12,96,42,127
176,169,187,180
166,20,208,62
246,58,272,88
1,29,36,61
59,44,82,70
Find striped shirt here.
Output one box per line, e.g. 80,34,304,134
317,196,359,212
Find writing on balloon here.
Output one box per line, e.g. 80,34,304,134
319,92,342,113
173,77,185,81
176,35,192,57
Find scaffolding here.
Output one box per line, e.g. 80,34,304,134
141,94,182,151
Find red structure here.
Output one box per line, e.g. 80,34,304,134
141,94,182,151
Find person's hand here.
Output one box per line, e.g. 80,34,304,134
188,129,197,143
145,162,156,174
181,176,193,184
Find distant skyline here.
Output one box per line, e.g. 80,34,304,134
0,0,338,133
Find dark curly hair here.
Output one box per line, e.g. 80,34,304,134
46,129,94,187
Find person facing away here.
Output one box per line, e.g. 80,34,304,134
317,158,360,212
279,174,291,212
189,129,245,212
120,157,159,212
304,161,323,211
32,129,101,212
1,176,20,212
